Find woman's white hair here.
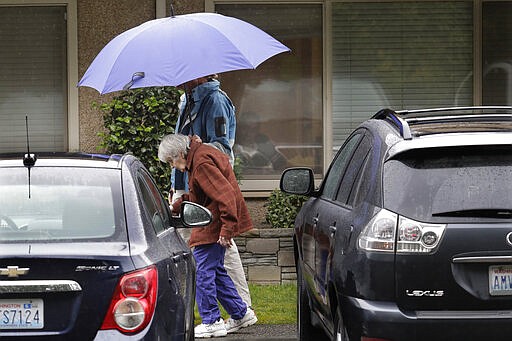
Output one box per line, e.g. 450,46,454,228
158,134,189,163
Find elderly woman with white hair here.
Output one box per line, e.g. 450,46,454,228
158,134,257,338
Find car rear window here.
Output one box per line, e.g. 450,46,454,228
0,167,124,241
383,146,512,223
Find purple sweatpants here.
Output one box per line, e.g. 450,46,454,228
194,243,247,324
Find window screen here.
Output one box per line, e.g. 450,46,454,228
215,4,324,178
331,1,473,148
482,2,512,105
0,6,67,152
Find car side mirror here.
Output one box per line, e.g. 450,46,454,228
280,167,314,195
180,201,212,227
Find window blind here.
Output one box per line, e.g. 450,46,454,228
0,6,67,153
331,1,473,148
482,2,512,105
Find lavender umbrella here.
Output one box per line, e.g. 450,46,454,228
78,12,290,94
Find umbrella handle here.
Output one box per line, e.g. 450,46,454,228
123,72,145,91
170,1,175,17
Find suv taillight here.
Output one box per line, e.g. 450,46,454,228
358,209,397,252
100,266,158,334
358,209,446,253
397,216,445,253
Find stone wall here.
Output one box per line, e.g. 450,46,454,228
234,228,296,285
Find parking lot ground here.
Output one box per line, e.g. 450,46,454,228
195,324,296,340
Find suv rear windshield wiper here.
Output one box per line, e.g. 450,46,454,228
432,209,512,218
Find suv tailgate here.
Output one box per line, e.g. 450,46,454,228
384,145,512,312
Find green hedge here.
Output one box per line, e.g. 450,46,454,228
97,87,181,196
265,189,308,228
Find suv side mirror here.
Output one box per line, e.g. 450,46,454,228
180,201,212,227
280,167,314,195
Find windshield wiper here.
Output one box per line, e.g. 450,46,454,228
432,209,512,218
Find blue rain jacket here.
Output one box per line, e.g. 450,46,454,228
171,79,236,191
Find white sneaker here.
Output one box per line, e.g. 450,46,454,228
225,307,258,334
194,319,227,338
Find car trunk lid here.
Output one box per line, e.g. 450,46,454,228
0,243,133,339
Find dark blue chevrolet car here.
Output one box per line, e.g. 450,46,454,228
0,153,209,340
282,107,512,341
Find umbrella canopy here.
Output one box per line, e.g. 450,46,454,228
78,12,290,94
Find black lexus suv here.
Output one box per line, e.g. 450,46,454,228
281,107,512,341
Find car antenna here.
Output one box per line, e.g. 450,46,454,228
23,115,37,198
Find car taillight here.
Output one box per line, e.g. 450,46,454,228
358,209,397,252
358,209,446,253
397,216,445,253
100,266,158,334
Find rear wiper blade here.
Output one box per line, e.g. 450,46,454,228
432,209,512,218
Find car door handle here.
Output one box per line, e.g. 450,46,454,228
171,251,191,263
171,254,183,263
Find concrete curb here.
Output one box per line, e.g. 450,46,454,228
195,324,296,340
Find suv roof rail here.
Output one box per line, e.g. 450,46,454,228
396,106,512,115
397,106,512,126
373,106,512,139
372,108,412,140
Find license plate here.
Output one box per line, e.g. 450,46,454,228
489,265,512,296
0,299,43,329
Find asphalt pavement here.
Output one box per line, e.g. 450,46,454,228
195,324,296,340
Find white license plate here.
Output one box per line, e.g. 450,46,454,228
0,299,43,329
489,265,512,296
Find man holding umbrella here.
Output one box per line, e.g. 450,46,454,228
170,74,257,330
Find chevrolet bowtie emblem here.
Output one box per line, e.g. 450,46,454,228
0,266,30,278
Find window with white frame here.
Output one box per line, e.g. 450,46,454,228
0,5,67,152
209,0,512,191
331,1,474,148
212,3,324,179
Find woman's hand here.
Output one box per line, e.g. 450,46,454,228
217,236,232,248
190,135,202,143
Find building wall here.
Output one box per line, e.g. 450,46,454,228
236,228,296,285
77,0,207,153
170,0,203,14
77,0,155,152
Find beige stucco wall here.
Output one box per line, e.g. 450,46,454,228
77,0,156,152
77,0,209,152
170,0,204,15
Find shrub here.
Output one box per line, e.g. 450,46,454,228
98,87,181,196
97,86,243,195
265,188,308,228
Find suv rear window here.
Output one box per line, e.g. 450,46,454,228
383,146,512,223
0,167,123,241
